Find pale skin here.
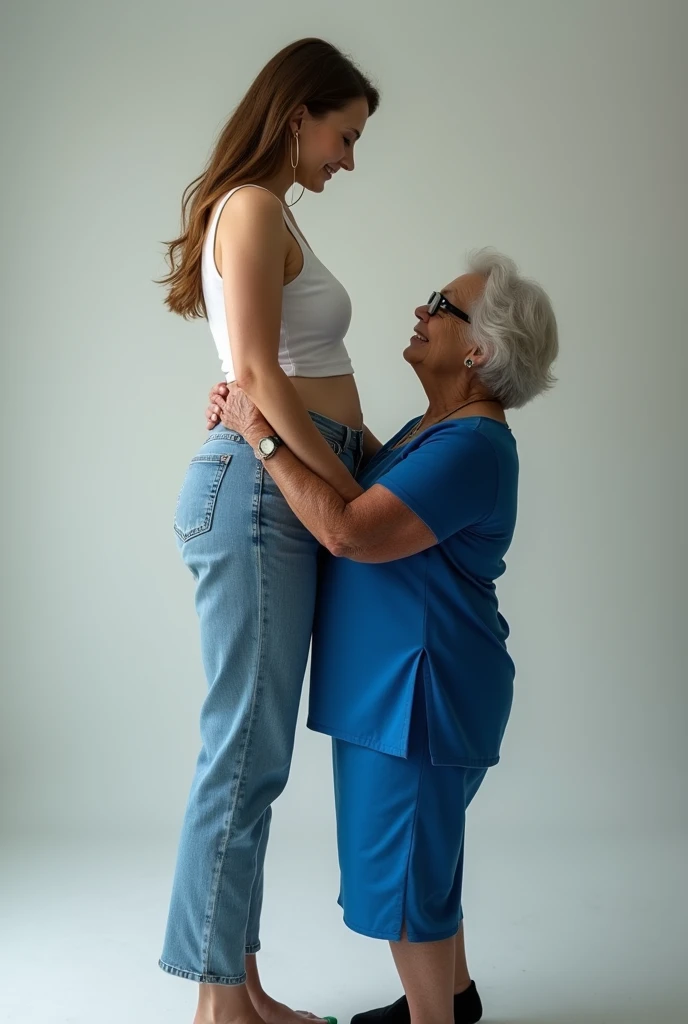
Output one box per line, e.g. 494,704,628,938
207,275,506,1024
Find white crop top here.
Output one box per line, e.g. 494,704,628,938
201,185,354,382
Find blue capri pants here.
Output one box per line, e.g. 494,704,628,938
332,685,487,943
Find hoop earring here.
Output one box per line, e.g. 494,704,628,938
287,131,305,208
464,357,474,368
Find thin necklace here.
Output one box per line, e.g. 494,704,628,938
395,398,502,448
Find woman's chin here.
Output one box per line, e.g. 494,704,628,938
289,180,320,199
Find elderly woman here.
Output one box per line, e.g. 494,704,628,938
207,250,558,1024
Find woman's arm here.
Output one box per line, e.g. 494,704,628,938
209,395,382,477
250,427,435,563
216,388,436,564
215,187,360,502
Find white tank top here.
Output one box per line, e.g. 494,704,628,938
201,185,354,382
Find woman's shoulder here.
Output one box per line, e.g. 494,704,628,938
212,186,288,278
215,185,285,237
431,416,515,450
380,416,515,466
410,416,512,449
411,419,518,482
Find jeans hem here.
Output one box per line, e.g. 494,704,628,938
158,958,247,985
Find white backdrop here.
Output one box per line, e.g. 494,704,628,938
1,2,687,1021
2,0,685,839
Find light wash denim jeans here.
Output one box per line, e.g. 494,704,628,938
159,412,363,985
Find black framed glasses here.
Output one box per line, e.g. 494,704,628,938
427,291,471,325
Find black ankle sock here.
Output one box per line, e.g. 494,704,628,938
453,983,483,1024
350,981,482,1024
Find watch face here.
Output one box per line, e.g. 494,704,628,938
259,437,276,457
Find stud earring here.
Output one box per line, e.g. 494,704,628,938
464,358,474,368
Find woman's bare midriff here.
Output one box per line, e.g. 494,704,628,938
289,374,363,430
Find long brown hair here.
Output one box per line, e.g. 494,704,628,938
159,39,380,319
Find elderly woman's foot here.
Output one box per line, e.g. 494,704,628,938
350,982,481,1024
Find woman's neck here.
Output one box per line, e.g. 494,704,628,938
419,381,505,425
422,383,485,419
255,166,296,204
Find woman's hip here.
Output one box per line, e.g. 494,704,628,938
174,416,362,559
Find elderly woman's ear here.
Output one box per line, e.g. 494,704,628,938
462,345,485,369
461,249,558,409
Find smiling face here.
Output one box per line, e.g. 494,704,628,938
405,273,486,375
289,97,369,193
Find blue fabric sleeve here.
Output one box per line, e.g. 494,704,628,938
376,424,499,542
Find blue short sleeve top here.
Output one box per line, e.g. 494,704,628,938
307,416,519,767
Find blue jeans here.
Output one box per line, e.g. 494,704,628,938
159,413,363,985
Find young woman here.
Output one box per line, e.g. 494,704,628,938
157,37,379,1024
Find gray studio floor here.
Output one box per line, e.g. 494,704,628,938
2,827,686,1024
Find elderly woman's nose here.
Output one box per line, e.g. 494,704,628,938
415,304,430,320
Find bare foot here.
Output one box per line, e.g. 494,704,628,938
251,994,327,1024
195,982,268,1024
194,1010,266,1024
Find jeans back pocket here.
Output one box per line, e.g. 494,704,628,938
174,453,232,542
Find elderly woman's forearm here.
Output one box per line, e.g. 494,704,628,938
241,424,436,562
249,441,436,562
246,435,364,552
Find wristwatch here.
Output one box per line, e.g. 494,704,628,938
255,435,284,461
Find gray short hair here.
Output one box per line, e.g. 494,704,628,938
467,249,559,409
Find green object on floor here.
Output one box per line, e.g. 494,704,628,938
324,1017,337,1024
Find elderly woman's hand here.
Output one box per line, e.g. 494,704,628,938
212,383,272,443
206,381,229,429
